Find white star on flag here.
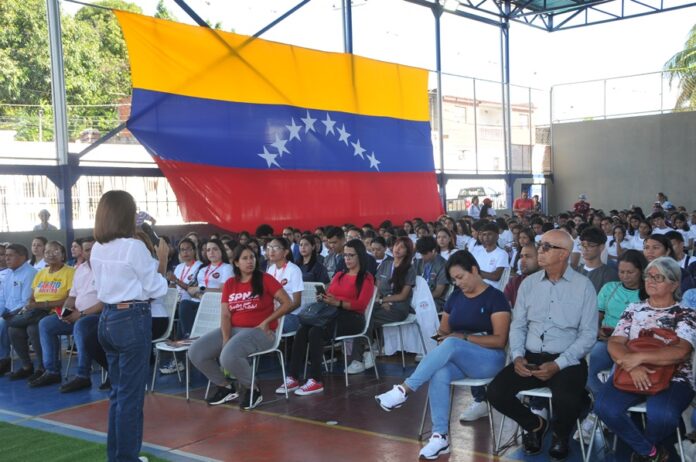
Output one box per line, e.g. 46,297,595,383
286,118,302,141
367,152,381,171
301,110,317,133
322,113,336,135
337,124,351,145
271,134,290,157
351,139,366,159
258,146,281,168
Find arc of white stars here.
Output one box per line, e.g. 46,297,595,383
258,146,280,168
301,110,317,133
351,139,366,159
367,152,381,171
271,134,290,157
322,113,336,135
286,118,302,141
337,124,351,145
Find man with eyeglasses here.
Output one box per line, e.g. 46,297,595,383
487,229,597,461
576,226,618,294
283,227,301,262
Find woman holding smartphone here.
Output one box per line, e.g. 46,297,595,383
91,190,169,462
374,250,510,460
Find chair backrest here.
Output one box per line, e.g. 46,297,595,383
357,287,379,336
301,282,324,309
190,291,222,338
153,288,179,343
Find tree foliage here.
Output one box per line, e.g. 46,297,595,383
664,24,696,110
0,0,141,140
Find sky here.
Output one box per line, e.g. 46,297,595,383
62,0,695,91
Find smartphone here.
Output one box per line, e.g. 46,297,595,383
60,308,73,319
526,363,540,371
141,223,159,247
431,333,442,341
601,326,614,337
315,286,326,296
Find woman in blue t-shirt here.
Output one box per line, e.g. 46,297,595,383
374,250,511,460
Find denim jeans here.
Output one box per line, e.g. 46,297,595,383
72,314,99,378
0,316,12,359
98,303,152,462
282,313,300,334
404,337,506,435
588,340,614,396
594,378,694,456
177,299,199,339
38,314,74,375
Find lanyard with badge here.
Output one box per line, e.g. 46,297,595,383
203,262,223,287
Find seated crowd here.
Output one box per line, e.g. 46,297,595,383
2,194,696,462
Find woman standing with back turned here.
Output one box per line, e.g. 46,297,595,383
91,190,169,462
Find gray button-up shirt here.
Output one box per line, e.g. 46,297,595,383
510,265,598,370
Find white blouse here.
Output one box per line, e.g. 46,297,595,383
91,238,168,304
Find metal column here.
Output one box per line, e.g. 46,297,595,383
433,5,446,211
46,0,74,243
499,2,513,208
342,0,353,53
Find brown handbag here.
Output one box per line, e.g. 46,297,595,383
613,328,679,395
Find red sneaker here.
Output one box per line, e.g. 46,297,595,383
294,378,324,396
275,376,300,394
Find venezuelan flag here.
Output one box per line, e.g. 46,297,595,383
116,11,442,231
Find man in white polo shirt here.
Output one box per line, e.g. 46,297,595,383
470,222,510,290
31,237,103,391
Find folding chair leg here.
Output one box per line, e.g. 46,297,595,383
487,401,498,455
577,418,587,462
185,354,190,401
249,356,258,409
150,348,160,392
398,326,405,370
677,426,686,462
278,351,289,400
418,394,430,440
366,337,379,381
64,336,73,379
173,352,182,383
343,341,349,387
414,322,428,355
303,345,309,380
204,380,211,400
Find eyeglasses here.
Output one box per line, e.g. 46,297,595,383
343,253,357,259
536,242,566,252
643,273,668,283
267,245,283,251
44,250,63,256
580,242,600,249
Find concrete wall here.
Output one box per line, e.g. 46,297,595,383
549,111,696,215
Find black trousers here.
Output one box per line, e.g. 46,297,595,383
288,309,364,381
486,351,589,440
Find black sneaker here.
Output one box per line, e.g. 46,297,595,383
240,387,263,410
27,368,45,383
630,447,669,462
523,416,548,455
9,366,35,381
29,371,62,388
60,376,92,393
98,378,111,391
206,385,238,406
0,358,10,376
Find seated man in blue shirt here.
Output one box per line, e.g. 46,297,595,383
0,244,38,376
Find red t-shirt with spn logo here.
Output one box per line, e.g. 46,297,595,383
221,273,283,330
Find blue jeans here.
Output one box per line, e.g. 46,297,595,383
177,299,199,339
404,337,506,435
98,303,152,462
588,340,614,396
594,378,694,456
38,314,74,375
72,313,99,378
283,313,300,333
0,316,11,359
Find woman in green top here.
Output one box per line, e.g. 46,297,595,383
589,250,648,395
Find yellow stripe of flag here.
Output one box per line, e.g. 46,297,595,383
115,11,429,122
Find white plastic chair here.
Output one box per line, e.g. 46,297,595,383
151,291,221,400
149,288,181,388
248,316,289,408
498,266,512,291
334,287,379,387
283,282,325,356
380,314,428,369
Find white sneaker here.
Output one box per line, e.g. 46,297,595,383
375,384,407,411
530,406,549,422
346,360,365,374
458,400,488,422
363,351,375,369
159,360,184,375
419,432,450,459
573,413,596,441
139,457,149,462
